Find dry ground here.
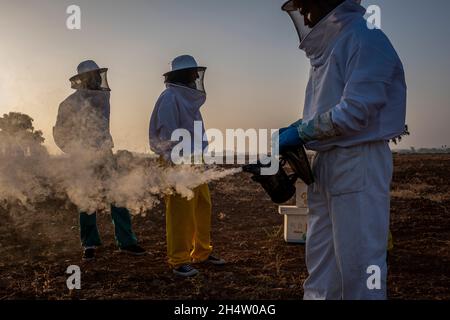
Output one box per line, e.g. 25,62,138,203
0,154,449,300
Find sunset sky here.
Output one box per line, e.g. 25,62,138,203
1,0,449,154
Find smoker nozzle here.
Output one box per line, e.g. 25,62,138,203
242,162,272,176
242,146,315,204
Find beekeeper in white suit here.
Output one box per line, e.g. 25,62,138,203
278,0,407,299
54,60,146,261
149,55,225,277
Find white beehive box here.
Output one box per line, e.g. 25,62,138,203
278,182,308,244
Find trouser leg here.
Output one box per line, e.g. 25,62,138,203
191,184,213,262
330,192,389,299
328,142,392,300
79,212,102,248
303,171,342,300
110,205,138,248
165,193,196,267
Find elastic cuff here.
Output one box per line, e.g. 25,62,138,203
299,111,342,142
297,122,311,142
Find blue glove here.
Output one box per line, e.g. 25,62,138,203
278,126,304,154
278,126,290,136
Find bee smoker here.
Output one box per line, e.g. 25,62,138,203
243,146,314,204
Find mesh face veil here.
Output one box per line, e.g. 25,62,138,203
282,0,362,46
282,0,313,45
70,68,111,91
164,67,207,94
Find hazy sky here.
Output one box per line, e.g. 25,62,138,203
1,0,449,153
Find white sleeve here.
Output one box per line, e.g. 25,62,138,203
156,93,180,141
331,39,401,135
149,92,180,158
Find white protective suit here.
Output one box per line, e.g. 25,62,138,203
149,83,208,160
285,0,407,299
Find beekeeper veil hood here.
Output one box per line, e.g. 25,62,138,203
164,55,207,94
282,0,362,46
70,60,111,91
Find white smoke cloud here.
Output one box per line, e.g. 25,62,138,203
0,140,241,216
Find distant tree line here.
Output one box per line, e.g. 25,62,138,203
0,112,48,158
395,146,450,154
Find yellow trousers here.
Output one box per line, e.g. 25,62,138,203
165,184,213,267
